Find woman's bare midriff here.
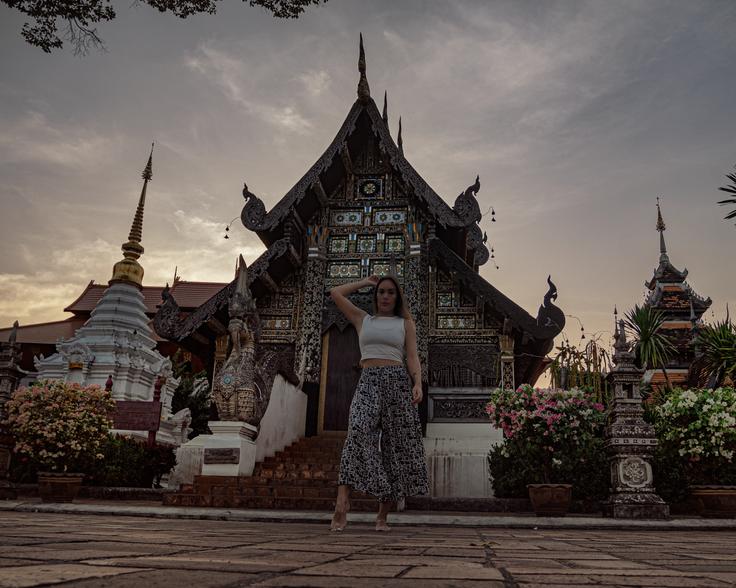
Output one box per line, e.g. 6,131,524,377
360,359,403,368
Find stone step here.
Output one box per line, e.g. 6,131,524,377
253,462,339,473
264,458,342,466
188,484,372,500
193,476,339,491
249,469,339,482
170,435,356,512
164,494,378,511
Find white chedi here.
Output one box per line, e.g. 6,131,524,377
31,145,190,446
32,281,185,445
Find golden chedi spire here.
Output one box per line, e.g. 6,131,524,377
111,143,153,287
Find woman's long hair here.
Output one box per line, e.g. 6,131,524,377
373,276,411,319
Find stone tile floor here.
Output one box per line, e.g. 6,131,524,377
1,512,736,587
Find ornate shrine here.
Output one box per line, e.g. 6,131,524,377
154,37,564,435
645,199,711,387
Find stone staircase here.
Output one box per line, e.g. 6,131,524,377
163,434,380,511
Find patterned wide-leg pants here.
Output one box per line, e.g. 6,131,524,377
337,365,429,502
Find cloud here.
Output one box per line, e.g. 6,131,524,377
297,69,331,97
0,111,120,168
184,43,313,134
0,271,83,325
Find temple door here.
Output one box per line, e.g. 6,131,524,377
320,324,361,432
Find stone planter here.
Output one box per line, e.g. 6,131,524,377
690,485,736,519
527,483,573,517
37,472,84,503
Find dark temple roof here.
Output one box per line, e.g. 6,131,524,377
244,97,473,247
429,239,564,340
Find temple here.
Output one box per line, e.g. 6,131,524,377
155,38,564,497
644,199,711,387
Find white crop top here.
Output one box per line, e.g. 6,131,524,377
359,315,405,362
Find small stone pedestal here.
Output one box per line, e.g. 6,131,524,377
201,421,258,477
168,421,258,488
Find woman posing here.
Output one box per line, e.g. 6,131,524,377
329,274,429,532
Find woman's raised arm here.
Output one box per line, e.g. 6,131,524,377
329,276,378,331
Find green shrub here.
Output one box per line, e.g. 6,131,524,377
488,435,608,501
10,434,176,488
85,436,176,487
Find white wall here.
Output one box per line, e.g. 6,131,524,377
424,423,504,498
255,375,308,462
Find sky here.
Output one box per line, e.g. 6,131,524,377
1,0,734,360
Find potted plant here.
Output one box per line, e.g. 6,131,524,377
486,384,607,516
4,380,115,502
653,386,736,518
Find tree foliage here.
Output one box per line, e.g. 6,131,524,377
2,0,328,54
546,338,612,403
624,304,676,389
718,164,736,226
696,318,736,388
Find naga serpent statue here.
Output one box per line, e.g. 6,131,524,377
212,255,264,425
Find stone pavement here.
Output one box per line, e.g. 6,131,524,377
2,511,736,587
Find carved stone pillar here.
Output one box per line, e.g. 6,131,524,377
603,320,669,519
498,334,515,390
406,229,429,382
295,227,329,385
0,323,23,498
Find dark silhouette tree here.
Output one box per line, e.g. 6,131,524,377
719,164,736,226
2,0,327,55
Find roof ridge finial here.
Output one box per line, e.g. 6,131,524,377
656,196,668,262
357,33,370,102
382,90,389,129
111,142,154,287
397,116,404,155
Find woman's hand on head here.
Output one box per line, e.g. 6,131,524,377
411,382,423,405
365,275,380,287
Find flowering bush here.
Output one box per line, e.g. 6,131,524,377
653,387,736,486
486,385,607,492
4,380,115,473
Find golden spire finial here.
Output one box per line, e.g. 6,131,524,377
656,196,666,233
656,196,668,262
111,143,154,287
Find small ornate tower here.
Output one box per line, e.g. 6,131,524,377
603,319,669,519
645,199,711,387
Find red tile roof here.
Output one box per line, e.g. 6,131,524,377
169,280,227,309
0,318,87,344
63,280,226,315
